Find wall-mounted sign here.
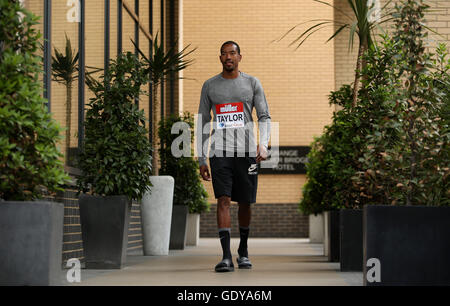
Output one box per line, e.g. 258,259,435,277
259,146,310,175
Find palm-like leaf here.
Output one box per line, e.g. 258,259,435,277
51,35,102,166
52,34,78,85
282,0,395,51
51,35,78,165
51,35,102,85
132,33,196,86
277,0,395,107
131,33,196,175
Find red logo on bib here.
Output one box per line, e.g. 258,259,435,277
215,102,245,129
216,102,244,114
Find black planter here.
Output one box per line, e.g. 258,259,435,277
0,201,64,286
79,194,131,269
340,209,363,271
363,205,450,286
325,210,340,262
169,205,188,250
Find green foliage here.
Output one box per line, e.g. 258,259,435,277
348,34,405,205
353,0,449,206
133,34,196,175
0,0,69,201
77,52,152,201
299,135,334,215
158,112,209,214
51,35,78,166
51,35,102,86
277,0,395,50
133,33,196,88
432,43,450,134
277,0,396,106
300,0,450,211
51,35,102,166
51,35,79,85
299,85,367,215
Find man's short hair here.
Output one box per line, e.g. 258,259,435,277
221,41,240,55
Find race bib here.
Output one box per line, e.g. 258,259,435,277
215,102,245,129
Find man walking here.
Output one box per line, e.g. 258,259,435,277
197,41,271,272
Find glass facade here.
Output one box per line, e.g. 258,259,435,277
25,0,178,167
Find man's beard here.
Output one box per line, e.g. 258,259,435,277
223,61,235,72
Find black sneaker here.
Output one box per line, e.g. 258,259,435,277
237,256,252,269
215,258,234,272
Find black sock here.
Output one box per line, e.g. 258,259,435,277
219,228,232,260
238,227,249,258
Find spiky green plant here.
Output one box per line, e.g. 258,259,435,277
276,0,395,107
132,34,196,175
51,35,101,165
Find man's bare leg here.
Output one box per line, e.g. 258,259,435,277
217,196,231,229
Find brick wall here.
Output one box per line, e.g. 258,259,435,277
44,188,84,266
43,183,144,266
200,203,309,238
182,0,336,206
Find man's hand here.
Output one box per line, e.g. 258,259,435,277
256,145,268,163
200,165,211,181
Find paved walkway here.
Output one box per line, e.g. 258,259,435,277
66,238,363,286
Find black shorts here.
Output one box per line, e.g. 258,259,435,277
209,152,258,204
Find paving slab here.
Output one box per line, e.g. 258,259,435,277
63,238,363,286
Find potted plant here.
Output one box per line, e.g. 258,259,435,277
158,112,210,249
77,52,152,268
300,133,342,262
293,0,408,270
300,84,364,264
133,34,196,176
301,37,417,270
185,183,210,247
299,136,333,248
354,0,450,285
289,0,406,271
0,1,69,285
132,35,196,255
335,29,406,273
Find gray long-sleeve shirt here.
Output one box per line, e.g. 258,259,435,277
196,72,271,166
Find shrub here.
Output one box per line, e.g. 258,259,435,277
158,112,209,214
0,0,69,201
353,0,449,206
299,85,363,214
301,1,450,211
299,135,334,215
300,36,410,212
77,52,152,201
